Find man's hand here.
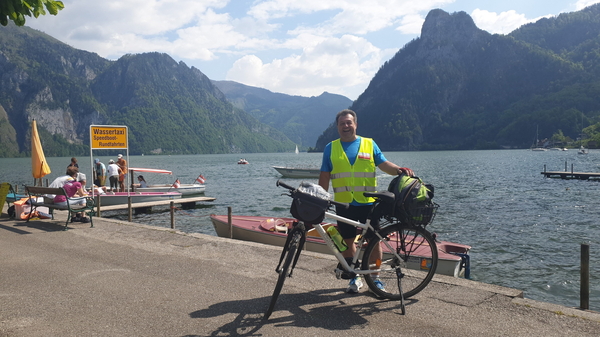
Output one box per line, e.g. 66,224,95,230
398,167,414,177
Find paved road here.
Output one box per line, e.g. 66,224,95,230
1,212,599,336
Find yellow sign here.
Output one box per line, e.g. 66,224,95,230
0,182,10,209
90,126,128,149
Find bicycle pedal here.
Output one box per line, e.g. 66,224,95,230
334,267,356,280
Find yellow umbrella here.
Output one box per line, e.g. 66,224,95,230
31,119,51,184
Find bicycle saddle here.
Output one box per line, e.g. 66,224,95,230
363,191,395,204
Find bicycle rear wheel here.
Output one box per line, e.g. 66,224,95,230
362,223,437,300
264,230,301,319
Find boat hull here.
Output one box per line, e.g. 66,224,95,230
210,215,470,277
96,192,182,206
137,184,205,196
272,166,320,178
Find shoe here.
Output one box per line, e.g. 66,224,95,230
71,217,79,223
369,278,386,294
81,217,90,223
346,276,363,294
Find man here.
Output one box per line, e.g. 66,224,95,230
94,159,106,187
319,109,414,294
67,157,79,169
116,154,127,192
106,159,121,192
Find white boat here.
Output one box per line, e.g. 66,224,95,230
130,167,206,196
96,191,182,206
136,183,205,196
531,125,546,151
210,215,471,278
578,146,588,154
295,145,299,154
272,166,320,179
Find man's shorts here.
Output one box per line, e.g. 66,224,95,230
335,204,371,239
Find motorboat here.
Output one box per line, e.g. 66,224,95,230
238,159,249,164
210,214,471,278
130,167,206,196
95,191,182,206
272,166,320,179
136,183,205,196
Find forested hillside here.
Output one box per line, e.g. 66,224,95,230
316,5,600,151
213,80,352,149
0,24,295,157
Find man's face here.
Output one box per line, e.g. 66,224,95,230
337,114,357,142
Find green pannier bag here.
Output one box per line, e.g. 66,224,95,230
387,173,438,226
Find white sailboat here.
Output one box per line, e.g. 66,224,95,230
578,113,588,154
295,145,299,154
531,125,546,151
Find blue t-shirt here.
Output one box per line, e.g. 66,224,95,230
320,136,387,205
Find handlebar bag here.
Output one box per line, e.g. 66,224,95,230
290,183,330,225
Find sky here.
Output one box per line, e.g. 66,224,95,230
23,0,600,100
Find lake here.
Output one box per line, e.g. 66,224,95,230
1,149,599,309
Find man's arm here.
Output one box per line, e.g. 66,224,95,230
318,171,331,192
378,161,414,177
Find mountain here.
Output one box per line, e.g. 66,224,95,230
0,23,295,157
316,6,600,151
212,80,352,149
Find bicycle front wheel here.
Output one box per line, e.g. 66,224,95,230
264,230,301,319
362,223,438,300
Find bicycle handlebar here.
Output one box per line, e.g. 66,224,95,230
276,179,295,191
276,179,349,209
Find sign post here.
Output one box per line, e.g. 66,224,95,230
89,125,129,196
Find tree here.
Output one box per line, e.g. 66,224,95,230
1,0,64,26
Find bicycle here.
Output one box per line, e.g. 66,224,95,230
264,180,439,319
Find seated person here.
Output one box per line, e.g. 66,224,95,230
53,167,90,223
91,185,108,195
76,172,87,189
135,175,148,188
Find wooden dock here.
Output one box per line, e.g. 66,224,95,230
93,196,216,229
541,171,600,180
97,196,216,212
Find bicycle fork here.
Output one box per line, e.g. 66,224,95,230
275,223,306,277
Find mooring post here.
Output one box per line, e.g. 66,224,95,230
565,161,567,172
572,163,574,174
170,201,175,229
228,206,232,239
96,195,101,218
581,243,590,310
128,197,132,222
544,164,546,173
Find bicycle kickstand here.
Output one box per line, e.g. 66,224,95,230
396,268,407,315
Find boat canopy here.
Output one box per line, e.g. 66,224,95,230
128,167,173,174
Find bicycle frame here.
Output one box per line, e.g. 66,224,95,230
312,210,404,276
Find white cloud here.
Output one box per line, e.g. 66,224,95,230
576,0,600,10
471,9,549,34
226,35,387,99
396,13,427,34
26,0,229,58
251,0,454,36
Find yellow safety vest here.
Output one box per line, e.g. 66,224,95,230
330,137,376,203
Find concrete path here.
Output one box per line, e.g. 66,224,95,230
1,212,599,336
